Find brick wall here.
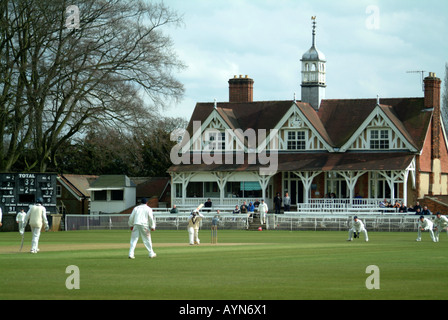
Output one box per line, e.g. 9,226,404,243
229,76,254,103
419,196,448,215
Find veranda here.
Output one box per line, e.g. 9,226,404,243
170,164,415,211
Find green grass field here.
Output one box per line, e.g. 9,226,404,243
0,229,447,300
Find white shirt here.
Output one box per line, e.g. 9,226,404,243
258,203,268,214
0,207,2,223
188,212,204,230
418,218,433,230
128,204,155,229
434,215,448,229
24,204,48,228
16,211,26,223
351,219,366,232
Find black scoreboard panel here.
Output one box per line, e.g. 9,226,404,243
0,173,57,215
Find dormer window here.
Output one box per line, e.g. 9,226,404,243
369,129,390,150
287,130,306,150
204,131,226,151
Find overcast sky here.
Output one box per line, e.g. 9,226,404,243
162,0,448,120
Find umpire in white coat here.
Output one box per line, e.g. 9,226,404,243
347,216,369,242
24,198,49,253
128,198,157,259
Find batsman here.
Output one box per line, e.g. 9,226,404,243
188,204,204,245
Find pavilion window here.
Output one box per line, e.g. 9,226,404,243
287,131,306,150
369,129,390,150
205,131,226,151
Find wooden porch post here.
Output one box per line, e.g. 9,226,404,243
292,171,320,203
338,171,366,205
211,172,232,205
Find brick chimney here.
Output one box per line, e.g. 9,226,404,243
228,75,254,103
424,72,442,159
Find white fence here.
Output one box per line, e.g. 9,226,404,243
65,212,427,232
270,214,422,232
172,198,403,210
65,213,250,231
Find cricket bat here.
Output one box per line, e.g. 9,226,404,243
196,203,205,211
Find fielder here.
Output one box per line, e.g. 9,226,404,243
416,215,435,242
433,212,448,242
258,199,268,225
188,206,204,245
347,216,369,242
128,198,157,259
0,206,2,228
16,209,26,235
23,198,49,254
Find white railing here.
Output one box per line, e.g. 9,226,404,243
173,198,259,207
307,198,405,208
65,213,250,231
172,198,405,211
271,213,422,232
65,212,427,232
162,206,399,215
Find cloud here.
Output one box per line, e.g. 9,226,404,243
164,0,448,120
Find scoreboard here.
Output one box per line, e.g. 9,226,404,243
0,173,57,215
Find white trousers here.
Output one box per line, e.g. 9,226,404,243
129,225,156,257
31,227,41,252
188,227,200,244
435,227,448,241
417,228,435,242
260,212,267,224
18,222,25,236
348,228,369,241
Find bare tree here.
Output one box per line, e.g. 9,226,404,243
0,0,185,172
442,63,448,136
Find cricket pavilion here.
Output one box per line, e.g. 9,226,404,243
167,19,448,212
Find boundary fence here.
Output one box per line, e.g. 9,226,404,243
65,213,426,232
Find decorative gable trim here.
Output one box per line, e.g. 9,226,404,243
188,109,248,152
260,103,333,152
340,105,418,152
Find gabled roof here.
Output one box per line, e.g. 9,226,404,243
58,174,99,199
296,102,334,147
186,101,294,134
182,97,431,153
318,98,430,149
131,177,170,201
88,175,136,191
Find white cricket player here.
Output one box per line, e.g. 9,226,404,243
347,216,369,242
128,198,157,259
433,212,448,242
258,199,268,225
23,198,49,253
16,209,26,235
0,206,2,228
416,215,436,242
188,206,204,245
